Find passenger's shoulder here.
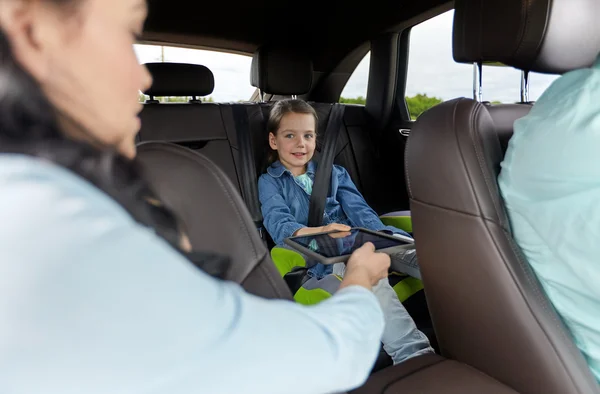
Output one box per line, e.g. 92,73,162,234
0,154,136,239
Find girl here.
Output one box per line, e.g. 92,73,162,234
258,98,434,365
0,1,406,393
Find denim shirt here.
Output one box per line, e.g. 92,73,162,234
258,160,410,278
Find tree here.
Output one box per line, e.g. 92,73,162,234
405,94,443,120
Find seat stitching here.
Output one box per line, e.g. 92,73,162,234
468,104,506,227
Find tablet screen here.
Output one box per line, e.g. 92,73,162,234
289,229,410,258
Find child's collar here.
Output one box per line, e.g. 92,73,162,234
267,160,316,178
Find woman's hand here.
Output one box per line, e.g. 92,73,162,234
339,242,390,290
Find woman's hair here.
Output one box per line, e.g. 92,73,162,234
264,99,318,168
0,13,182,249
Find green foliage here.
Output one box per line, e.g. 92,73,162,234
339,94,443,120
339,96,366,105
405,94,443,120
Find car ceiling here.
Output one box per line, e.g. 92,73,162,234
144,0,450,72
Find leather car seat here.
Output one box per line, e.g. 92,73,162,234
137,141,519,393
406,0,600,393
137,142,292,300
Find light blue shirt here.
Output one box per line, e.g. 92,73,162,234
499,54,600,382
295,173,313,195
0,154,385,394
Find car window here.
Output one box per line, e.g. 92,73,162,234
406,9,559,119
135,44,255,102
340,52,370,105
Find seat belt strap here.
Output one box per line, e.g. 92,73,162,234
308,103,345,227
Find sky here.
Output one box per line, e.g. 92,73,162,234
134,10,560,103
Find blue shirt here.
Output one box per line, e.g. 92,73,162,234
258,160,410,278
0,154,386,394
498,55,600,382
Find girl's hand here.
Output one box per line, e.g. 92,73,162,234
294,223,351,237
322,223,351,233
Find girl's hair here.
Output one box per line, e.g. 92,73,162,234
0,13,182,249
264,99,318,168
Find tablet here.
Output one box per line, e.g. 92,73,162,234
284,227,414,265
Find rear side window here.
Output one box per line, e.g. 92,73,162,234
340,52,370,105
406,10,559,119
135,44,254,102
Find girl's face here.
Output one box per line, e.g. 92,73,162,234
269,112,316,176
0,0,152,159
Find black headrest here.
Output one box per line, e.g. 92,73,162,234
250,46,313,95
144,63,215,97
453,0,600,74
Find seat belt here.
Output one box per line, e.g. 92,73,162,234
232,104,265,239
307,103,346,227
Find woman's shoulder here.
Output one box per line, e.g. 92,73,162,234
0,154,138,246
0,154,132,215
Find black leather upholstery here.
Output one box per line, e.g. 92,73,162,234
453,0,600,74
138,103,242,194
144,63,215,97
406,98,600,394
250,46,313,95
137,142,292,300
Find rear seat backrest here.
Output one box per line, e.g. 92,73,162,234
139,63,241,194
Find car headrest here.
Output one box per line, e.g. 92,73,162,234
453,0,600,74
144,63,215,97
250,46,313,95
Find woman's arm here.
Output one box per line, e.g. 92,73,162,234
0,169,385,394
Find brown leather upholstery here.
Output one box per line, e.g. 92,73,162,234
406,98,599,393
453,0,600,74
137,142,292,300
352,354,517,394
